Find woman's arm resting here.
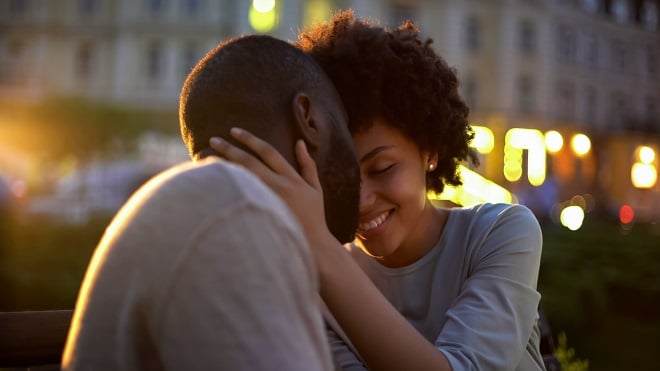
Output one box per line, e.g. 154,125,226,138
210,130,453,371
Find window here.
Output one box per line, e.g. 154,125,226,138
79,0,100,15
608,91,629,128
463,77,478,110
146,0,165,15
9,0,28,15
181,42,198,78
519,19,536,55
556,81,575,121
518,75,535,113
147,41,163,81
583,33,598,69
642,1,658,30
611,40,626,74
645,46,657,79
581,0,600,13
76,42,94,80
0,39,27,85
584,86,597,124
465,15,481,53
646,95,656,121
182,0,201,15
556,24,576,64
612,0,630,23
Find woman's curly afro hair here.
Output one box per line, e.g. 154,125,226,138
297,10,475,194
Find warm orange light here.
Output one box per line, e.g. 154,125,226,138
434,165,513,206
638,146,656,164
631,163,657,188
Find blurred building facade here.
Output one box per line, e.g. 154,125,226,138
1,0,659,224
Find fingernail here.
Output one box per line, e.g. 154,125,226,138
210,137,223,146
230,127,242,136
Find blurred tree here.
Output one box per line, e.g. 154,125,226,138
0,97,178,162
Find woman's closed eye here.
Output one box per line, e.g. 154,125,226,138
369,163,396,175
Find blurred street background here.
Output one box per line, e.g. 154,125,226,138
1,0,658,370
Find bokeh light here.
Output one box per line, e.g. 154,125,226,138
619,204,635,224
638,146,656,164
249,0,277,33
631,163,657,188
570,194,586,210
253,0,275,12
545,130,564,153
571,133,591,157
472,125,495,154
504,128,546,186
560,205,585,231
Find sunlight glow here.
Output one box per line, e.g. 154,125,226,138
433,165,513,206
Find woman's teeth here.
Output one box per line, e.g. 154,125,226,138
359,211,389,232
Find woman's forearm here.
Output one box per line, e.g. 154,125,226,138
314,233,452,371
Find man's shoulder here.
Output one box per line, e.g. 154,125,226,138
147,157,277,205
114,158,294,227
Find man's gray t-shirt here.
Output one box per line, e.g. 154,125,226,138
63,159,334,371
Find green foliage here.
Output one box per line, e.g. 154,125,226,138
539,219,660,371
555,332,589,371
0,214,111,310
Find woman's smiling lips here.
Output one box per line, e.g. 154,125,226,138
357,209,393,238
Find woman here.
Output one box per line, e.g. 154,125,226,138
211,10,545,371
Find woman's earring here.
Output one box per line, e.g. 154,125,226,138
428,164,435,171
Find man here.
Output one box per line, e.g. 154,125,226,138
62,35,361,370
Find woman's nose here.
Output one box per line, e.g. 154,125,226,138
359,181,376,212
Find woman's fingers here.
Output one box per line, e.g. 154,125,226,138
295,140,321,190
228,128,298,178
209,136,277,184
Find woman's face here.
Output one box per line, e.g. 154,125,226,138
352,119,437,266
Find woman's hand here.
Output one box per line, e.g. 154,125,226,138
209,128,335,247
211,128,452,371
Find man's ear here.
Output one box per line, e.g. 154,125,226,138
292,92,320,154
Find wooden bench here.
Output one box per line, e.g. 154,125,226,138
0,310,73,368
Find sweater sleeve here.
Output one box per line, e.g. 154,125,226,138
152,202,333,371
437,204,544,370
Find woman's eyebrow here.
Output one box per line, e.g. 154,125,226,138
360,145,394,164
